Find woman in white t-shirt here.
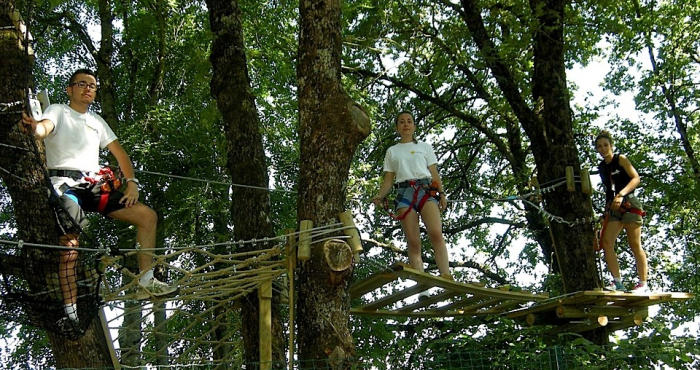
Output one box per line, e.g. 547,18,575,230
372,112,451,280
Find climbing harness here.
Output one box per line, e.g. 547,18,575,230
618,198,646,217
382,179,441,220
595,197,646,252
84,167,122,213
595,214,608,252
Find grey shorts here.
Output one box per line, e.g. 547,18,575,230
608,194,644,225
394,179,438,212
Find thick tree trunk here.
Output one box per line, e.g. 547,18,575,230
296,0,370,366
207,0,284,364
0,2,113,366
460,0,604,343
528,0,599,293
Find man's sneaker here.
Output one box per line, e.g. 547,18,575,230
136,278,179,300
631,283,649,294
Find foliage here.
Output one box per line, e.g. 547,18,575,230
0,0,696,367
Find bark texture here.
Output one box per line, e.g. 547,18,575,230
296,0,370,365
207,0,284,364
0,2,113,366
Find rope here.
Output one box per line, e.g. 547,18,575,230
134,168,296,194
0,100,24,114
0,141,30,151
0,238,111,253
0,164,33,184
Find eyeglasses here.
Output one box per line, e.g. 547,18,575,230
69,81,98,91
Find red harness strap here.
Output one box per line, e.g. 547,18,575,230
595,214,609,252
84,167,122,213
384,180,438,221
97,192,110,213
620,201,646,216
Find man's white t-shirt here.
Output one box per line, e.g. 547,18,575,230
42,104,117,192
382,141,438,183
42,104,117,172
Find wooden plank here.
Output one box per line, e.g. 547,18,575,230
395,265,548,301
99,308,122,370
350,309,491,318
438,294,488,312
607,307,648,332
548,318,607,335
361,284,428,311
398,289,460,312
349,269,399,298
454,297,502,313
478,300,523,315
556,304,636,319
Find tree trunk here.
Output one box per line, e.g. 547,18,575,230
0,2,113,365
460,0,605,343
96,0,117,128
206,0,284,364
296,0,370,366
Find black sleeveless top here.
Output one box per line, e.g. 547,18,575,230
598,153,633,203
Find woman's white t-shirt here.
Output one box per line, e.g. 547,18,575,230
382,141,438,183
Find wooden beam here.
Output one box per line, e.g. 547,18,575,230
548,318,608,334
285,229,296,370
338,211,363,254
581,169,592,195
361,284,428,311
297,220,312,262
349,269,399,298
566,166,575,192
258,280,272,370
350,309,494,318
395,264,548,301
99,308,121,370
607,307,649,332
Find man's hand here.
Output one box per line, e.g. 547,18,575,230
20,112,52,138
20,112,36,134
120,181,139,207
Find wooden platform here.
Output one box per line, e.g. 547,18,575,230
350,263,549,318
505,289,694,333
350,263,693,333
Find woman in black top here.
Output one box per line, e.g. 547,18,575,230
595,130,648,292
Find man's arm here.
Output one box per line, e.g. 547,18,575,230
106,140,140,207
21,112,54,139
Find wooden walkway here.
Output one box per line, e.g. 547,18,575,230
505,289,693,333
350,263,549,318
350,263,693,333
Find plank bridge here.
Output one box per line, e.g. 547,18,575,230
350,263,693,333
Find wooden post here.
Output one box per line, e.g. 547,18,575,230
297,220,312,261
581,168,592,195
565,166,575,192
99,308,121,370
285,229,296,370
258,280,273,370
338,211,363,255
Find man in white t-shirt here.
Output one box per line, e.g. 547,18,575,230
22,69,177,325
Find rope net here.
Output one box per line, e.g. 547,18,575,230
102,239,288,366
0,241,103,340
